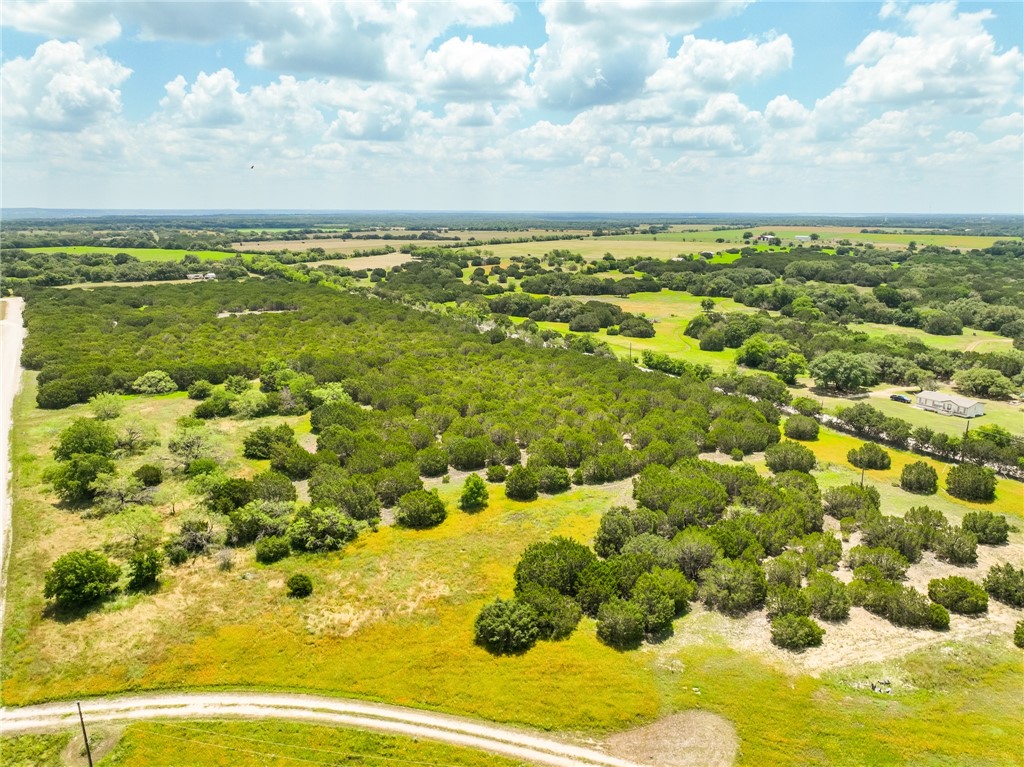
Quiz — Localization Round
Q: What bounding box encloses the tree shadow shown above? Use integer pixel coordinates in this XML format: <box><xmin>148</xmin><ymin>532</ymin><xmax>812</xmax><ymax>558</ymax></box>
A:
<box><xmin>42</xmin><ymin>596</ymin><xmax>114</xmax><ymax>624</ymax></box>
<box><xmin>645</xmin><ymin>624</ymin><xmax>676</xmax><ymax>644</ymax></box>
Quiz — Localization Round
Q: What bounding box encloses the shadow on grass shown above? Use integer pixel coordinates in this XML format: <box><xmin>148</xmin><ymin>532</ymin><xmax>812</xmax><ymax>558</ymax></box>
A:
<box><xmin>42</xmin><ymin>595</ymin><xmax>116</xmax><ymax>624</ymax></box>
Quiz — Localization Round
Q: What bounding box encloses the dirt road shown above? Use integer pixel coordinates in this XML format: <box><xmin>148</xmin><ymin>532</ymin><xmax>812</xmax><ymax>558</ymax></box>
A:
<box><xmin>0</xmin><ymin>692</ymin><xmax>648</xmax><ymax>767</ymax></box>
<box><xmin>0</xmin><ymin>297</ymin><xmax>25</xmax><ymax>646</ymax></box>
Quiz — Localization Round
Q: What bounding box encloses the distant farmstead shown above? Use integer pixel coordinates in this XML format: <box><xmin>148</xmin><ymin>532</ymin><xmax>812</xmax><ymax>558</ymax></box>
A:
<box><xmin>915</xmin><ymin>390</ymin><xmax>985</xmax><ymax>418</ymax></box>
<box><xmin>187</xmin><ymin>273</ymin><xmax>217</xmax><ymax>281</ymax></box>
<box><xmin>755</xmin><ymin>234</ymin><xmax>774</xmax><ymax>243</ymax></box>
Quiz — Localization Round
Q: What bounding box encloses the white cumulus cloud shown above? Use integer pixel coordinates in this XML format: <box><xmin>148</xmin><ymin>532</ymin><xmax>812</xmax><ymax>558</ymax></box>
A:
<box><xmin>1</xmin><ymin>40</ymin><xmax>131</xmax><ymax>131</ymax></box>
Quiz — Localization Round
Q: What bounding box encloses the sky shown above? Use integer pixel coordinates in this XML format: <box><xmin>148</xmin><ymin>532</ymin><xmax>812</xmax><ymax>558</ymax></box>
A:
<box><xmin>1</xmin><ymin>0</ymin><xmax>1022</xmax><ymax>214</ymax></box>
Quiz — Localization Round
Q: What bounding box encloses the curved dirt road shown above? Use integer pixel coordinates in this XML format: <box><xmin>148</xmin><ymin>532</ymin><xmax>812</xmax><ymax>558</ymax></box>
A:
<box><xmin>1</xmin><ymin>692</ymin><xmax>647</xmax><ymax>767</ymax></box>
<box><xmin>0</xmin><ymin>297</ymin><xmax>25</xmax><ymax>645</ymax></box>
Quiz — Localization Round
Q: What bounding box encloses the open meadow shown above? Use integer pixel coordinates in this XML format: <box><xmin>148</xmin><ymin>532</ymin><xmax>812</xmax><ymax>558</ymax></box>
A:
<box><xmin>22</xmin><ymin>246</ymin><xmax>235</xmax><ymax>262</ymax></box>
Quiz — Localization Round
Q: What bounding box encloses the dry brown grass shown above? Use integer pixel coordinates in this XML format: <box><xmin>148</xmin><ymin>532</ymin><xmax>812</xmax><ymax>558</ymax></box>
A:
<box><xmin>603</xmin><ymin>711</ymin><xmax>738</xmax><ymax>767</ymax></box>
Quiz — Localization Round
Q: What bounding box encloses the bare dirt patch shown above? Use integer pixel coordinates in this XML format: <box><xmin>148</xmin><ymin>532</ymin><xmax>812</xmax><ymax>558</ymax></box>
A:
<box><xmin>602</xmin><ymin>711</ymin><xmax>737</xmax><ymax>767</ymax></box>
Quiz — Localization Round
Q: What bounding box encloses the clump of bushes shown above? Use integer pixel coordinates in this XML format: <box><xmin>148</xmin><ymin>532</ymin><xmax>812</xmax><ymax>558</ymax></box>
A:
<box><xmin>486</xmin><ymin>464</ymin><xmax>507</xmax><ymax>483</ymax></box>
<box><xmin>984</xmin><ymin>563</ymin><xmax>1024</xmax><ymax>607</ymax></box>
<box><xmin>784</xmin><ymin>415</ymin><xmax>819</xmax><ymax>441</ymax></box>
<box><xmin>458</xmin><ymin>474</ymin><xmax>489</xmax><ymax>512</ymax></box>
<box><xmin>43</xmin><ymin>550</ymin><xmax>121</xmax><ymax>608</ymax></box>
<box><xmin>900</xmin><ymin>461</ymin><xmax>938</xmax><ymax>494</ymax></box>
<box><xmin>946</xmin><ymin>464</ymin><xmax>997</xmax><ymax>502</ymax></box>
<box><xmin>255</xmin><ymin>535</ymin><xmax>291</xmax><ymax>564</ymax></box>
<box><xmin>961</xmin><ymin>511</ymin><xmax>1009</xmax><ymax>545</ymax></box>
<box><xmin>847</xmin><ymin>442</ymin><xmax>890</xmax><ymax>470</ymax></box>
<box><xmin>805</xmin><ymin>571</ymin><xmax>850</xmax><ymax>621</ymax></box>
<box><xmin>133</xmin><ymin>464</ymin><xmax>163</xmax><ymax>487</ymax></box>
<box><xmin>596</xmin><ymin>599</ymin><xmax>646</xmax><ymax>648</ymax></box>
<box><xmin>505</xmin><ymin>465</ymin><xmax>539</xmax><ymax>501</ymax></box>
<box><xmin>126</xmin><ymin>549</ymin><xmax>163</xmax><ymax>591</ymax></box>
<box><xmin>395</xmin><ymin>490</ymin><xmax>447</xmax><ymax>529</ymax></box>
<box><xmin>770</xmin><ymin>614</ymin><xmax>824</xmax><ymax>650</ymax></box>
<box><xmin>286</xmin><ymin>573</ymin><xmax>313</xmax><ymax>597</ymax></box>
<box><xmin>474</xmin><ymin>598</ymin><xmax>539</xmax><ymax>654</ymax></box>
<box><xmin>764</xmin><ymin>441</ymin><xmax>816</xmax><ymax>474</ymax></box>
<box><xmin>1015</xmin><ymin>621</ymin><xmax>1024</xmax><ymax>649</ymax></box>
<box><xmin>935</xmin><ymin>527</ymin><xmax>978</xmax><ymax>565</ymax></box>
<box><xmin>928</xmin><ymin>576</ymin><xmax>988</xmax><ymax>614</ymax></box>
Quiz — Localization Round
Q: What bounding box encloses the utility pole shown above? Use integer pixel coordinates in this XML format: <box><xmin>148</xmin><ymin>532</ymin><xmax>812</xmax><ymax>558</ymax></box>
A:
<box><xmin>77</xmin><ymin>702</ymin><xmax>94</xmax><ymax>767</ymax></box>
<box><xmin>860</xmin><ymin>466</ymin><xmax>865</xmax><ymax>488</ymax></box>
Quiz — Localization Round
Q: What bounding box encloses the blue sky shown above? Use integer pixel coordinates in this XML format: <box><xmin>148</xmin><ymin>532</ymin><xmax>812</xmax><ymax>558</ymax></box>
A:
<box><xmin>1</xmin><ymin>1</ymin><xmax>1021</xmax><ymax>213</ymax></box>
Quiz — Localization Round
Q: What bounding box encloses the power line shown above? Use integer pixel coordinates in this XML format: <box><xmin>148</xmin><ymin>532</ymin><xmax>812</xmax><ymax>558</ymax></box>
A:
<box><xmin>131</xmin><ymin>721</ymin><xmax>527</xmax><ymax>767</ymax></box>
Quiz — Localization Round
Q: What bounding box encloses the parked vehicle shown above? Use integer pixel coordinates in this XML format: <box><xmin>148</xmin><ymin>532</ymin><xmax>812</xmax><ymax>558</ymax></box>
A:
<box><xmin>890</xmin><ymin>394</ymin><xmax>912</xmax><ymax>404</ymax></box>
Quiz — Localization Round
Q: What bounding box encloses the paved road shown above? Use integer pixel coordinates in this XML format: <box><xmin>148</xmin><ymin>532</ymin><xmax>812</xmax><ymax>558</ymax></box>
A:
<box><xmin>0</xmin><ymin>692</ymin><xmax>646</xmax><ymax>767</ymax></box>
<box><xmin>0</xmin><ymin>297</ymin><xmax>25</xmax><ymax>647</ymax></box>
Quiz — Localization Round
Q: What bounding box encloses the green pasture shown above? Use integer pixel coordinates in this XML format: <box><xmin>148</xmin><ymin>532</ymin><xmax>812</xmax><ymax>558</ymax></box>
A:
<box><xmin>854</xmin><ymin>322</ymin><xmax>1014</xmax><ymax>353</ymax></box>
<box><xmin>23</xmin><ymin>246</ymin><xmax>235</xmax><ymax>262</ymax></box>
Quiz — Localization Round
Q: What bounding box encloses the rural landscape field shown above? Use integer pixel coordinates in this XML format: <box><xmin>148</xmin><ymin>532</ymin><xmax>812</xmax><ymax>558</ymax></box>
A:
<box><xmin>2</xmin><ymin>1</ymin><xmax>1023</xmax><ymax>766</ymax></box>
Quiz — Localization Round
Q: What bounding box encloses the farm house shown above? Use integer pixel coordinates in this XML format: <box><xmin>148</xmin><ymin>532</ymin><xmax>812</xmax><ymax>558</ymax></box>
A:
<box><xmin>915</xmin><ymin>391</ymin><xmax>985</xmax><ymax>418</ymax></box>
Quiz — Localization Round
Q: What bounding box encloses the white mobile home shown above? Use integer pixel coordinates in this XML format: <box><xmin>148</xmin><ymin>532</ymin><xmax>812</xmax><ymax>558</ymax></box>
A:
<box><xmin>915</xmin><ymin>391</ymin><xmax>985</xmax><ymax>418</ymax></box>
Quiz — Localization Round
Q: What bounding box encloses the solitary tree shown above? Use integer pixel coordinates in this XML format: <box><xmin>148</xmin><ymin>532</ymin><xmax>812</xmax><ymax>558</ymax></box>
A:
<box><xmin>44</xmin><ymin>550</ymin><xmax>121</xmax><ymax>607</ymax></box>
<box><xmin>458</xmin><ymin>474</ymin><xmax>489</xmax><ymax>512</ymax></box>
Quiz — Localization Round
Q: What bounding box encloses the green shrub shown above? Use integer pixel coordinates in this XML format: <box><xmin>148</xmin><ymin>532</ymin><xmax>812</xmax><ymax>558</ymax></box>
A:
<box><xmin>187</xmin><ymin>379</ymin><xmax>213</xmax><ymax>400</ymax></box>
<box><xmin>961</xmin><ymin>511</ymin><xmax>1009</xmax><ymax>545</ymax></box>
<box><xmin>88</xmin><ymin>392</ymin><xmax>123</xmax><ymax>420</ymax></box>
<box><xmin>861</xmin><ymin>517</ymin><xmax>924</xmax><ymax>563</ymax></box>
<box><xmin>946</xmin><ymin>463</ymin><xmax>997</xmax><ymax>502</ymax></box>
<box><xmin>474</xmin><ymin>598</ymin><xmax>539</xmax><ymax>654</ymax></box>
<box><xmin>805</xmin><ymin>571</ymin><xmax>851</xmax><ymax>621</ymax></box>
<box><xmin>458</xmin><ymin>474</ymin><xmax>489</xmax><ymax>512</ymax></box>
<box><xmin>243</xmin><ymin>424</ymin><xmax>295</xmax><ymax>459</ymax></box>
<box><xmin>766</xmin><ymin>585</ymin><xmax>811</xmax><ymax>619</ymax></box>
<box><xmin>416</xmin><ymin>446</ymin><xmax>449</xmax><ymax>478</ymax></box>
<box><xmin>126</xmin><ymin>549</ymin><xmax>163</xmax><ymax>591</ymax></box>
<box><xmin>132</xmin><ymin>464</ymin><xmax>163</xmax><ymax>487</ymax></box>
<box><xmin>847</xmin><ymin>442</ymin><xmax>891</xmax><ymax>470</ymax></box>
<box><xmin>43</xmin><ymin>550</ymin><xmax>120</xmax><ymax>607</ymax></box>
<box><xmin>1015</xmin><ymin>621</ymin><xmax>1024</xmax><ymax>649</ymax></box>
<box><xmin>764</xmin><ymin>441</ymin><xmax>816</xmax><ymax>474</ymax></box>
<box><xmin>846</xmin><ymin>545</ymin><xmax>909</xmax><ymax>580</ymax></box>
<box><xmin>537</xmin><ymin>465</ymin><xmax>572</xmax><ymax>494</ymax></box>
<box><xmin>928</xmin><ymin>576</ymin><xmax>988</xmax><ymax>614</ymax></box>
<box><xmin>698</xmin><ymin>559</ymin><xmax>767</xmax><ymax>615</ymax></box>
<box><xmin>936</xmin><ymin>528</ymin><xmax>979</xmax><ymax>565</ymax></box>
<box><xmin>185</xmin><ymin>457</ymin><xmax>219</xmax><ymax>477</ymax></box>
<box><xmin>514</xmin><ymin>536</ymin><xmax>597</xmax><ymax>597</ymax></box>
<box><xmin>784</xmin><ymin>415</ymin><xmax>819</xmax><ymax>441</ymax></box>
<box><xmin>395</xmin><ymin>489</ymin><xmax>448</xmax><ymax>529</ymax></box>
<box><xmin>629</xmin><ymin>572</ymin><xmax>676</xmax><ymax>633</ymax></box>
<box><xmin>903</xmin><ymin>506</ymin><xmax>949</xmax><ymax>549</ymax></box>
<box><xmin>983</xmin><ymin>563</ymin><xmax>1024</xmax><ymax>607</ymax></box>
<box><xmin>791</xmin><ymin>397</ymin><xmax>822</xmax><ymax>417</ymax></box>
<box><xmin>515</xmin><ymin>584</ymin><xmax>581</xmax><ymax>640</ymax></box>
<box><xmin>255</xmin><ymin>535</ymin><xmax>291</xmax><ymax>564</ymax></box>
<box><xmin>770</xmin><ymin>614</ymin><xmax>824</xmax><ymax>649</ymax></box>
<box><xmin>44</xmin><ymin>453</ymin><xmax>115</xmax><ymax>504</ymax></box>
<box><xmin>823</xmin><ymin>484</ymin><xmax>880</xmax><ymax>521</ymax></box>
<box><xmin>288</xmin><ymin>505</ymin><xmax>357</xmax><ymax>552</ymax></box>
<box><xmin>900</xmin><ymin>461</ymin><xmax>938</xmax><ymax>494</ymax></box>
<box><xmin>53</xmin><ymin>418</ymin><xmax>116</xmax><ymax>461</ymax></box>
<box><xmin>485</xmin><ymin>464</ymin><xmax>507</xmax><ymax>483</ymax></box>
<box><xmin>505</xmin><ymin>465</ymin><xmax>539</xmax><ymax>501</ymax></box>
<box><xmin>132</xmin><ymin>369</ymin><xmax>177</xmax><ymax>394</ymax></box>
<box><xmin>596</xmin><ymin>598</ymin><xmax>646</xmax><ymax>648</ymax></box>
<box><xmin>286</xmin><ymin>573</ymin><xmax>313</xmax><ymax>597</ymax></box>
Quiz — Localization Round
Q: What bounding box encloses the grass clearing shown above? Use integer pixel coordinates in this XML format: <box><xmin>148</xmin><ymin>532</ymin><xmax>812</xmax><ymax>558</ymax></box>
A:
<box><xmin>23</xmin><ymin>247</ymin><xmax>235</xmax><ymax>262</ymax></box>
<box><xmin>0</xmin><ymin>731</ymin><xmax>70</xmax><ymax>767</ymax></box>
<box><xmin>94</xmin><ymin>720</ymin><xmax>526</xmax><ymax>767</ymax></box>
<box><xmin>854</xmin><ymin>322</ymin><xmax>1014</xmax><ymax>353</ymax></box>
